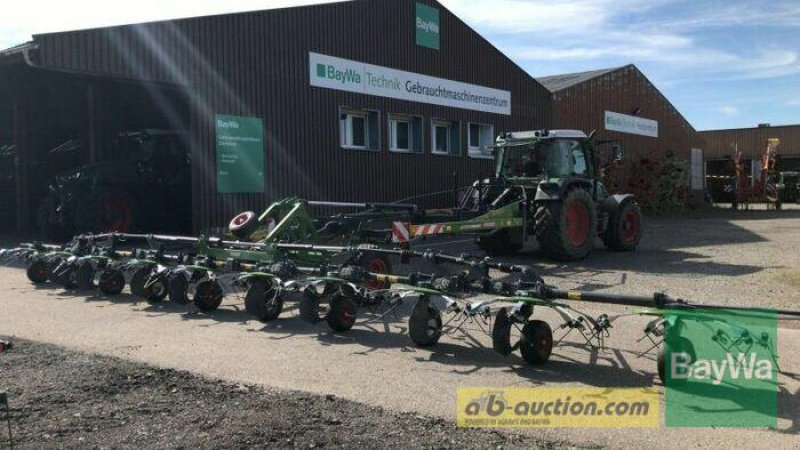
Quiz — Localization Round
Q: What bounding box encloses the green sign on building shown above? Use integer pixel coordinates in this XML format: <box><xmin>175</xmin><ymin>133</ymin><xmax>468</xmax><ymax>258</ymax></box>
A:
<box><xmin>216</xmin><ymin>114</ymin><xmax>265</xmax><ymax>194</ymax></box>
<box><xmin>415</xmin><ymin>2</ymin><xmax>440</xmax><ymax>50</ymax></box>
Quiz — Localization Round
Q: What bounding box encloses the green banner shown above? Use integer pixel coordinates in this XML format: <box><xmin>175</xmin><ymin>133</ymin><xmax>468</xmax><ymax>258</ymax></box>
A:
<box><xmin>216</xmin><ymin>114</ymin><xmax>265</xmax><ymax>194</ymax></box>
<box><xmin>415</xmin><ymin>2</ymin><xmax>440</xmax><ymax>50</ymax></box>
<box><xmin>663</xmin><ymin>308</ymin><xmax>778</xmax><ymax>427</ymax></box>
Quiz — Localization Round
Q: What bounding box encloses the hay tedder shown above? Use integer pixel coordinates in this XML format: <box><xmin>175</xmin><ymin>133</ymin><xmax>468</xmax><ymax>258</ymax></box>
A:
<box><xmin>731</xmin><ymin>138</ymin><xmax>783</xmax><ymax>210</ymax></box>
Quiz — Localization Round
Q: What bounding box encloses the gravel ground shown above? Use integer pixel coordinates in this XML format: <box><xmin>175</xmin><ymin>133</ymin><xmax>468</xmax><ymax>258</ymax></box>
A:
<box><xmin>0</xmin><ymin>339</ymin><xmax>565</xmax><ymax>449</ymax></box>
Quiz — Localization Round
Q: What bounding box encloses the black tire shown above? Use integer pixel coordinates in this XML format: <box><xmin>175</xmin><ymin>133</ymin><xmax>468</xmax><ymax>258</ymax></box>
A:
<box><xmin>537</xmin><ymin>188</ymin><xmax>597</xmax><ymax>261</ymax></box>
<box><xmin>245</xmin><ymin>280</ymin><xmax>284</xmax><ymax>322</ymax></box>
<box><xmin>74</xmin><ymin>188</ymin><xmax>137</xmax><ymax>234</ymax></box>
<box><xmin>657</xmin><ymin>336</ymin><xmax>696</xmax><ymax>384</ymax></box>
<box><xmin>54</xmin><ymin>261</ymin><xmax>79</xmax><ymax>289</ymax></box>
<box><xmin>98</xmin><ymin>269</ymin><xmax>125</xmax><ymax>296</ymax></box>
<box><xmin>26</xmin><ymin>259</ymin><xmax>50</xmax><ymax>284</ymax></box>
<box><xmin>299</xmin><ymin>285</ymin><xmax>330</xmax><ymax>324</ymax></box>
<box><xmin>37</xmin><ymin>194</ymin><xmax>75</xmax><ymax>242</ymax></box>
<box><xmin>229</xmin><ymin>211</ymin><xmax>259</xmax><ymax>240</ymax></box>
<box><xmin>519</xmin><ymin>320</ymin><xmax>553</xmax><ymax>365</ymax></box>
<box><xmin>47</xmin><ymin>257</ymin><xmax>66</xmax><ymax>282</ymax></box>
<box><xmin>194</xmin><ymin>280</ymin><xmax>224</xmax><ymax>312</ymax></box>
<box><xmin>168</xmin><ymin>273</ymin><xmax>190</xmax><ymax>305</ymax></box>
<box><xmin>409</xmin><ymin>301</ymin><xmax>442</xmax><ymax>347</ymax></box>
<box><xmin>129</xmin><ymin>267</ymin><xmax>152</xmax><ymax>298</ymax></box>
<box><xmin>326</xmin><ymin>295</ymin><xmax>357</xmax><ymax>332</ymax></box>
<box><xmin>144</xmin><ymin>276</ymin><xmax>169</xmax><ymax>303</ymax></box>
<box><xmin>476</xmin><ymin>228</ymin><xmax>524</xmax><ymax>256</ymax></box>
<box><xmin>601</xmin><ymin>200</ymin><xmax>642</xmax><ymax>251</ymax></box>
<box><xmin>74</xmin><ymin>261</ymin><xmax>97</xmax><ymax>290</ymax></box>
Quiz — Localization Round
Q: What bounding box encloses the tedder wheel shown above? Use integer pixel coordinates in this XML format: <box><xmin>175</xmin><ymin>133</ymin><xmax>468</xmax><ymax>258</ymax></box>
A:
<box><xmin>245</xmin><ymin>280</ymin><xmax>284</xmax><ymax>322</ymax></box>
<box><xmin>54</xmin><ymin>262</ymin><xmax>79</xmax><ymax>290</ymax></box>
<box><xmin>98</xmin><ymin>269</ymin><xmax>125</xmax><ymax>296</ymax></box>
<box><xmin>326</xmin><ymin>295</ymin><xmax>357</xmax><ymax>332</ymax></box>
<box><xmin>601</xmin><ymin>200</ymin><xmax>642</xmax><ymax>251</ymax></box>
<box><xmin>26</xmin><ymin>259</ymin><xmax>50</xmax><ymax>284</ymax></box>
<box><xmin>364</xmin><ymin>255</ymin><xmax>392</xmax><ymax>290</ymax></box>
<box><xmin>129</xmin><ymin>267</ymin><xmax>151</xmax><ymax>298</ymax></box>
<box><xmin>74</xmin><ymin>261</ymin><xmax>97</xmax><ymax>290</ymax></box>
<box><xmin>168</xmin><ymin>273</ymin><xmax>190</xmax><ymax>305</ymax></box>
<box><xmin>300</xmin><ymin>284</ymin><xmax>333</xmax><ymax>324</ymax></box>
<box><xmin>143</xmin><ymin>276</ymin><xmax>169</xmax><ymax>303</ymax></box>
<box><xmin>537</xmin><ymin>188</ymin><xmax>597</xmax><ymax>261</ymax></box>
<box><xmin>519</xmin><ymin>320</ymin><xmax>553</xmax><ymax>365</ymax></box>
<box><xmin>408</xmin><ymin>299</ymin><xmax>443</xmax><ymax>347</ymax></box>
<box><xmin>194</xmin><ymin>280</ymin><xmax>224</xmax><ymax>312</ymax></box>
<box><xmin>657</xmin><ymin>336</ymin><xmax>696</xmax><ymax>384</ymax></box>
<box><xmin>229</xmin><ymin>211</ymin><xmax>259</xmax><ymax>240</ymax></box>
<box><xmin>47</xmin><ymin>257</ymin><xmax>66</xmax><ymax>283</ymax></box>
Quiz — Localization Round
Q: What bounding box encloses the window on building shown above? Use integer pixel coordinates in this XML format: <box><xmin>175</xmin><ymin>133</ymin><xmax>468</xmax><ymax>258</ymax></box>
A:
<box><xmin>389</xmin><ymin>114</ymin><xmax>423</xmax><ymax>153</ymax></box>
<box><xmin>468</xmin><ymin>123</ymin><xmax>495</xmax><ymax>159</ymax></box>
<box><xmin>431</xmin><ymin>119</ymin><xmax>460</xmax><ymax>156</ymax></box>
<box><xmin>340</xmin><ymin>108</ymin><xmax>380</xmax><ymax>151</ymax></box>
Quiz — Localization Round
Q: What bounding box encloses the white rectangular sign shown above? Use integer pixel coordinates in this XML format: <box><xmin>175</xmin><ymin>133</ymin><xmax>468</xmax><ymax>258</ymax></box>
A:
<box><xmin>605</xmin><ymin>111</ymin><xmax>658</xmax><ymax>138</ymax></box>
<box><xmin>310</xmin><ymin>52</ymin><xmax>511</xmax><ymax>115</ymax></box>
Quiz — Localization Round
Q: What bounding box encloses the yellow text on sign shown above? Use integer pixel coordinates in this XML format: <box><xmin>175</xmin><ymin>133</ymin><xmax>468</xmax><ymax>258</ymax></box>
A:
<box><xmin>457</xmin><ymin>387</ymin><xmax>659</xmax><ymax>428</ymax></box>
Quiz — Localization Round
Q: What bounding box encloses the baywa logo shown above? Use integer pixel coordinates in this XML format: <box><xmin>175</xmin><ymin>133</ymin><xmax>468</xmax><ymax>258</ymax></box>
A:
<box><xmin>416</xmin><ymin>17</ymin><xmax>439</xmax><ymax>34</ymax></box>
<box><xmin>670</xmin><ymin>351</ymin><xmax>774</xmax><ymax>386</ymax></box>
<box><xmin>316</xmin><ymin>63</ymin><xmax>362</xmax><ymax>85</ymax></box>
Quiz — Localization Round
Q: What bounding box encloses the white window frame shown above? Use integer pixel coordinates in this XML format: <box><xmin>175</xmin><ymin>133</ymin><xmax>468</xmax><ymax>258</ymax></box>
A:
<box><xmin>389</xmin><ymin>114</ymin><xmax>421</xmax><ymax>153</ymax></box>
<box><xmin>468</xmin><ymin>122</ymin><xmax>494</xmax><ymax>159</ymax></box>
<box><xmin>431</xmin><ymin>119</ymin><xmax>453</xmax><ymax>156</ymax></box>
<box><xmin>340</xmin><ymin>110</ymin><xmax>368</xmax><ymax>150</ymax></box>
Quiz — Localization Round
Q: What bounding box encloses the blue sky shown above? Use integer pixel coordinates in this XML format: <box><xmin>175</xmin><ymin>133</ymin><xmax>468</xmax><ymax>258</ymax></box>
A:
<box><xmin>2</xmin><ymin>0</ymin><xmax>798</xmax><ymax>130</ymax></box>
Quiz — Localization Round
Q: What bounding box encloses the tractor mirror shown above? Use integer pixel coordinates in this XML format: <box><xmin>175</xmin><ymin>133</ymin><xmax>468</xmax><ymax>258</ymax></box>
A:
<box><xmin>613</xmin><ymin>144</ymin><xmax>623</xmax><ymax>161</ymax></box>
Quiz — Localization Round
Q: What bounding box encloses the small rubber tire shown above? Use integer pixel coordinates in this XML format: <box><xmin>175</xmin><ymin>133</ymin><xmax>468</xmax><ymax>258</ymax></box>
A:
<box><xmin>26</xmin><ymin>259</ymin><xmax>50</xmax><ymax>284</ymax></box>
<box><xmin>129</xmin><ymin>267</ymin><xmax>151</xmax><ymax>298</ymax></box>
<box><xmin>519</xmin><ymin>320</ymin><xmax>553</xmax><ymax>365</ymax></box>
<box><xmin>98</xmin><ymin>269</ymin><xmax>125</xmax><ymax>296</ymax></box>
<box><xmin>409</xmin><ymin>302</ymin><xmax>443</xmax><ymax>347</ymax></box>
<box><xmin>245</xmin><ymin>281</ymin><xmax>284</xmax><ymax>322</ymax></box>
<box><xmin>144</xmin><ymin>276</ymin><xmax>169</xmax><ymax>303</ymax></box>
<box><xmin>47</xmin><ymin>257</ymin><xmax>66</xmax><ymax>283</ymax></box>
<box><xmin>168</xmin><ymin>273</ymin><xmax>190</xmax><ymax>305</ymax></box>
<box><xmin>229</xmin><ymin>211</ymin><xmax>259</xmax><ymax>240</ymax></box>
<box><xmin>326</xmin><ymin>295</ymin><xmax>357</xmax><ymax>332</ymax></box>
<box><xmin>194</xmin><ymin>280</ymin><xmax>224</xmax><ymax>312</ymax></box>
<box><xmin>74</xmin><ymin>261</ymin><xmax>97</xmax><ymax>290</ymax></box>
<box><xmin>657</xmin><ymin>336</ymin><xmax>696</xmax><ymax>384</ymax></box>
<box><xmin>299</xmin><ymin>285</ymin><xmax>330</xmax><ymax>324</ymax></box>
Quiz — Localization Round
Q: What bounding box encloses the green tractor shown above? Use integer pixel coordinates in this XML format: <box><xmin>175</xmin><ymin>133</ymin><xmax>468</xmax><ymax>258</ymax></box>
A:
<box><xmin>393</xmin><ymin>129</ymin><xmax>642</xmax><ymax>261</ymax></box>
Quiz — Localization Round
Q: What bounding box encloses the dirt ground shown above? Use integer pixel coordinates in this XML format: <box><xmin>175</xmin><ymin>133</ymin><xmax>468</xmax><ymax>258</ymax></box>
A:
<box><xmin>0</xmin><ymin>340</ymin><xmax>553</xmax><ymax>449</ymax></box>
<box><xmin>1</xmin><ymin>207</ymin><xmax>800</xmax><ymax>448</ymax></box>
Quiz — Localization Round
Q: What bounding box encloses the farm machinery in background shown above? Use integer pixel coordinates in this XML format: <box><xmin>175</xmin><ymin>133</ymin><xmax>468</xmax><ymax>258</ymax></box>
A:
<box><xmin>229</xmin><ymin>130</ymin><xmax>643</xmax><ymax>262</ymax></box>
<box><xmin>730</xmin><ymin>138</ymin><xmax>784</xmax><ymax>210</ymax></box>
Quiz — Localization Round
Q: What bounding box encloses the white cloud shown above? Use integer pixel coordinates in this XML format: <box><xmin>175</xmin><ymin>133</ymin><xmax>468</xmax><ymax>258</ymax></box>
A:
<box><xmin>719</xmin><ymin>106</ymin><xmax>740</xmax><ymax>116</ymax></box>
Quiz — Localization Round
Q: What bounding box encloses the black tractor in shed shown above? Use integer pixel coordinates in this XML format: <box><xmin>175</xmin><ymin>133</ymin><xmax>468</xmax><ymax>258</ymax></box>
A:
<box><xmin>38</xmin><ymin>129</ymin><xmax>191</xmax><ymax>240</ymax></box>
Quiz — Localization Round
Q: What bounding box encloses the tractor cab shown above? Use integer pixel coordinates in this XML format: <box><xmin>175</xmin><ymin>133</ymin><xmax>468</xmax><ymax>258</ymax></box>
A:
<box><xmin>494</xmin><ymin>130</ymin><xmax>592</xmax><ymax>185</ymax></box>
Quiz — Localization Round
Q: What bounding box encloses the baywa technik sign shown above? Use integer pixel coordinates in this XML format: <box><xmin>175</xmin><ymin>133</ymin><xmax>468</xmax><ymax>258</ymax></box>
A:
<box><xmin>216</xmin><ymin>114</ymin><xmax>265</xmax><ymax>194</ymax></box>
<box><xmin>605</xmin><ymin>111</ymin><xmax>658</xmax><ymax>138</ymax></box>
<box><xmin>415</xmin><ymin>2</ymin><xmax>440</xmax><ymax>50</ymax></box>
<box><xmin>310</xmin><ymin>52</ymin><xmax>511</xmax><ymax>115</ymax></box>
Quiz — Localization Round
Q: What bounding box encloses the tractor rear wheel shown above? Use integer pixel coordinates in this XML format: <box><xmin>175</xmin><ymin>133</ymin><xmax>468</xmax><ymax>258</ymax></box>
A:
<box><xmin>537</xmin><ymin>188</ymin><xmax>597</xmax><ymax>261</ymax></box>
<box><xmin>601</xmin><ymin>200</ymin><xmax>642</xmax><ymax>251</ymax></box>
<box><xmin>75</xmin><ymin>188</ymin><xmax>137</xmax><ymax>234</ymax></box>
<box><xmin>26</xmin><ymin>259</ymin><xmax>50</xmax><ymax>284</ymax></box>
<box><xmin>519</xmin><ymin>320</ymin><xmax>553</xmax><ymax>365</ymax></box>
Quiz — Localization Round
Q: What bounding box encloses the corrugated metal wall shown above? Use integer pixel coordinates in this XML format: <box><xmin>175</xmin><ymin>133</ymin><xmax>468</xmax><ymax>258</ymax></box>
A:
<box><xmin>700</xmin><ymin>125</ymin><xmax>800</xmax><ymax>160</ymax></box>
<box><xmin>551</xmin><ymin>65</ymin><xmax>702</xmax><ymax>162</ymax></box>
<box><xmin>31</xmin><ymin>0</ymin><xmax>552</xmax><ymax>232</ymax></box>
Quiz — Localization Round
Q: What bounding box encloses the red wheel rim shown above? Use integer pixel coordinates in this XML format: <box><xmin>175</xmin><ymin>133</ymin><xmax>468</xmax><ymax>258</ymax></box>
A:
<box><xmin>622</xmin><ymin>210</ymin><xmax>640</xmax><ymax>244</ymax></box>
<box><xmin>338</xmin><ymin>301</ymin><xmax>356</xmax><ymax>324</ymax></box>
<box><xmin>365</xmin><ymin>257</ymin><xmax>389</xmax><ymax>290</ymax></box>
<box><xmin>98</xmin><ymin>196</ymin><xmax>133</xmax><ymax>232</ymax></box>
<box><xmin>565</xmin><ymin>202</ymin><xmax>590</xmax><ymax>246</ymax></box>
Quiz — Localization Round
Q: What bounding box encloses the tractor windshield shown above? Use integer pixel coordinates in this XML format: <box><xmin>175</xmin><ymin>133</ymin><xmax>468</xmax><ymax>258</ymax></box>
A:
<box><xmin>499</xmin><ymin>139</ymin><xmax>585</xmax><ymax>178</ymax></box>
